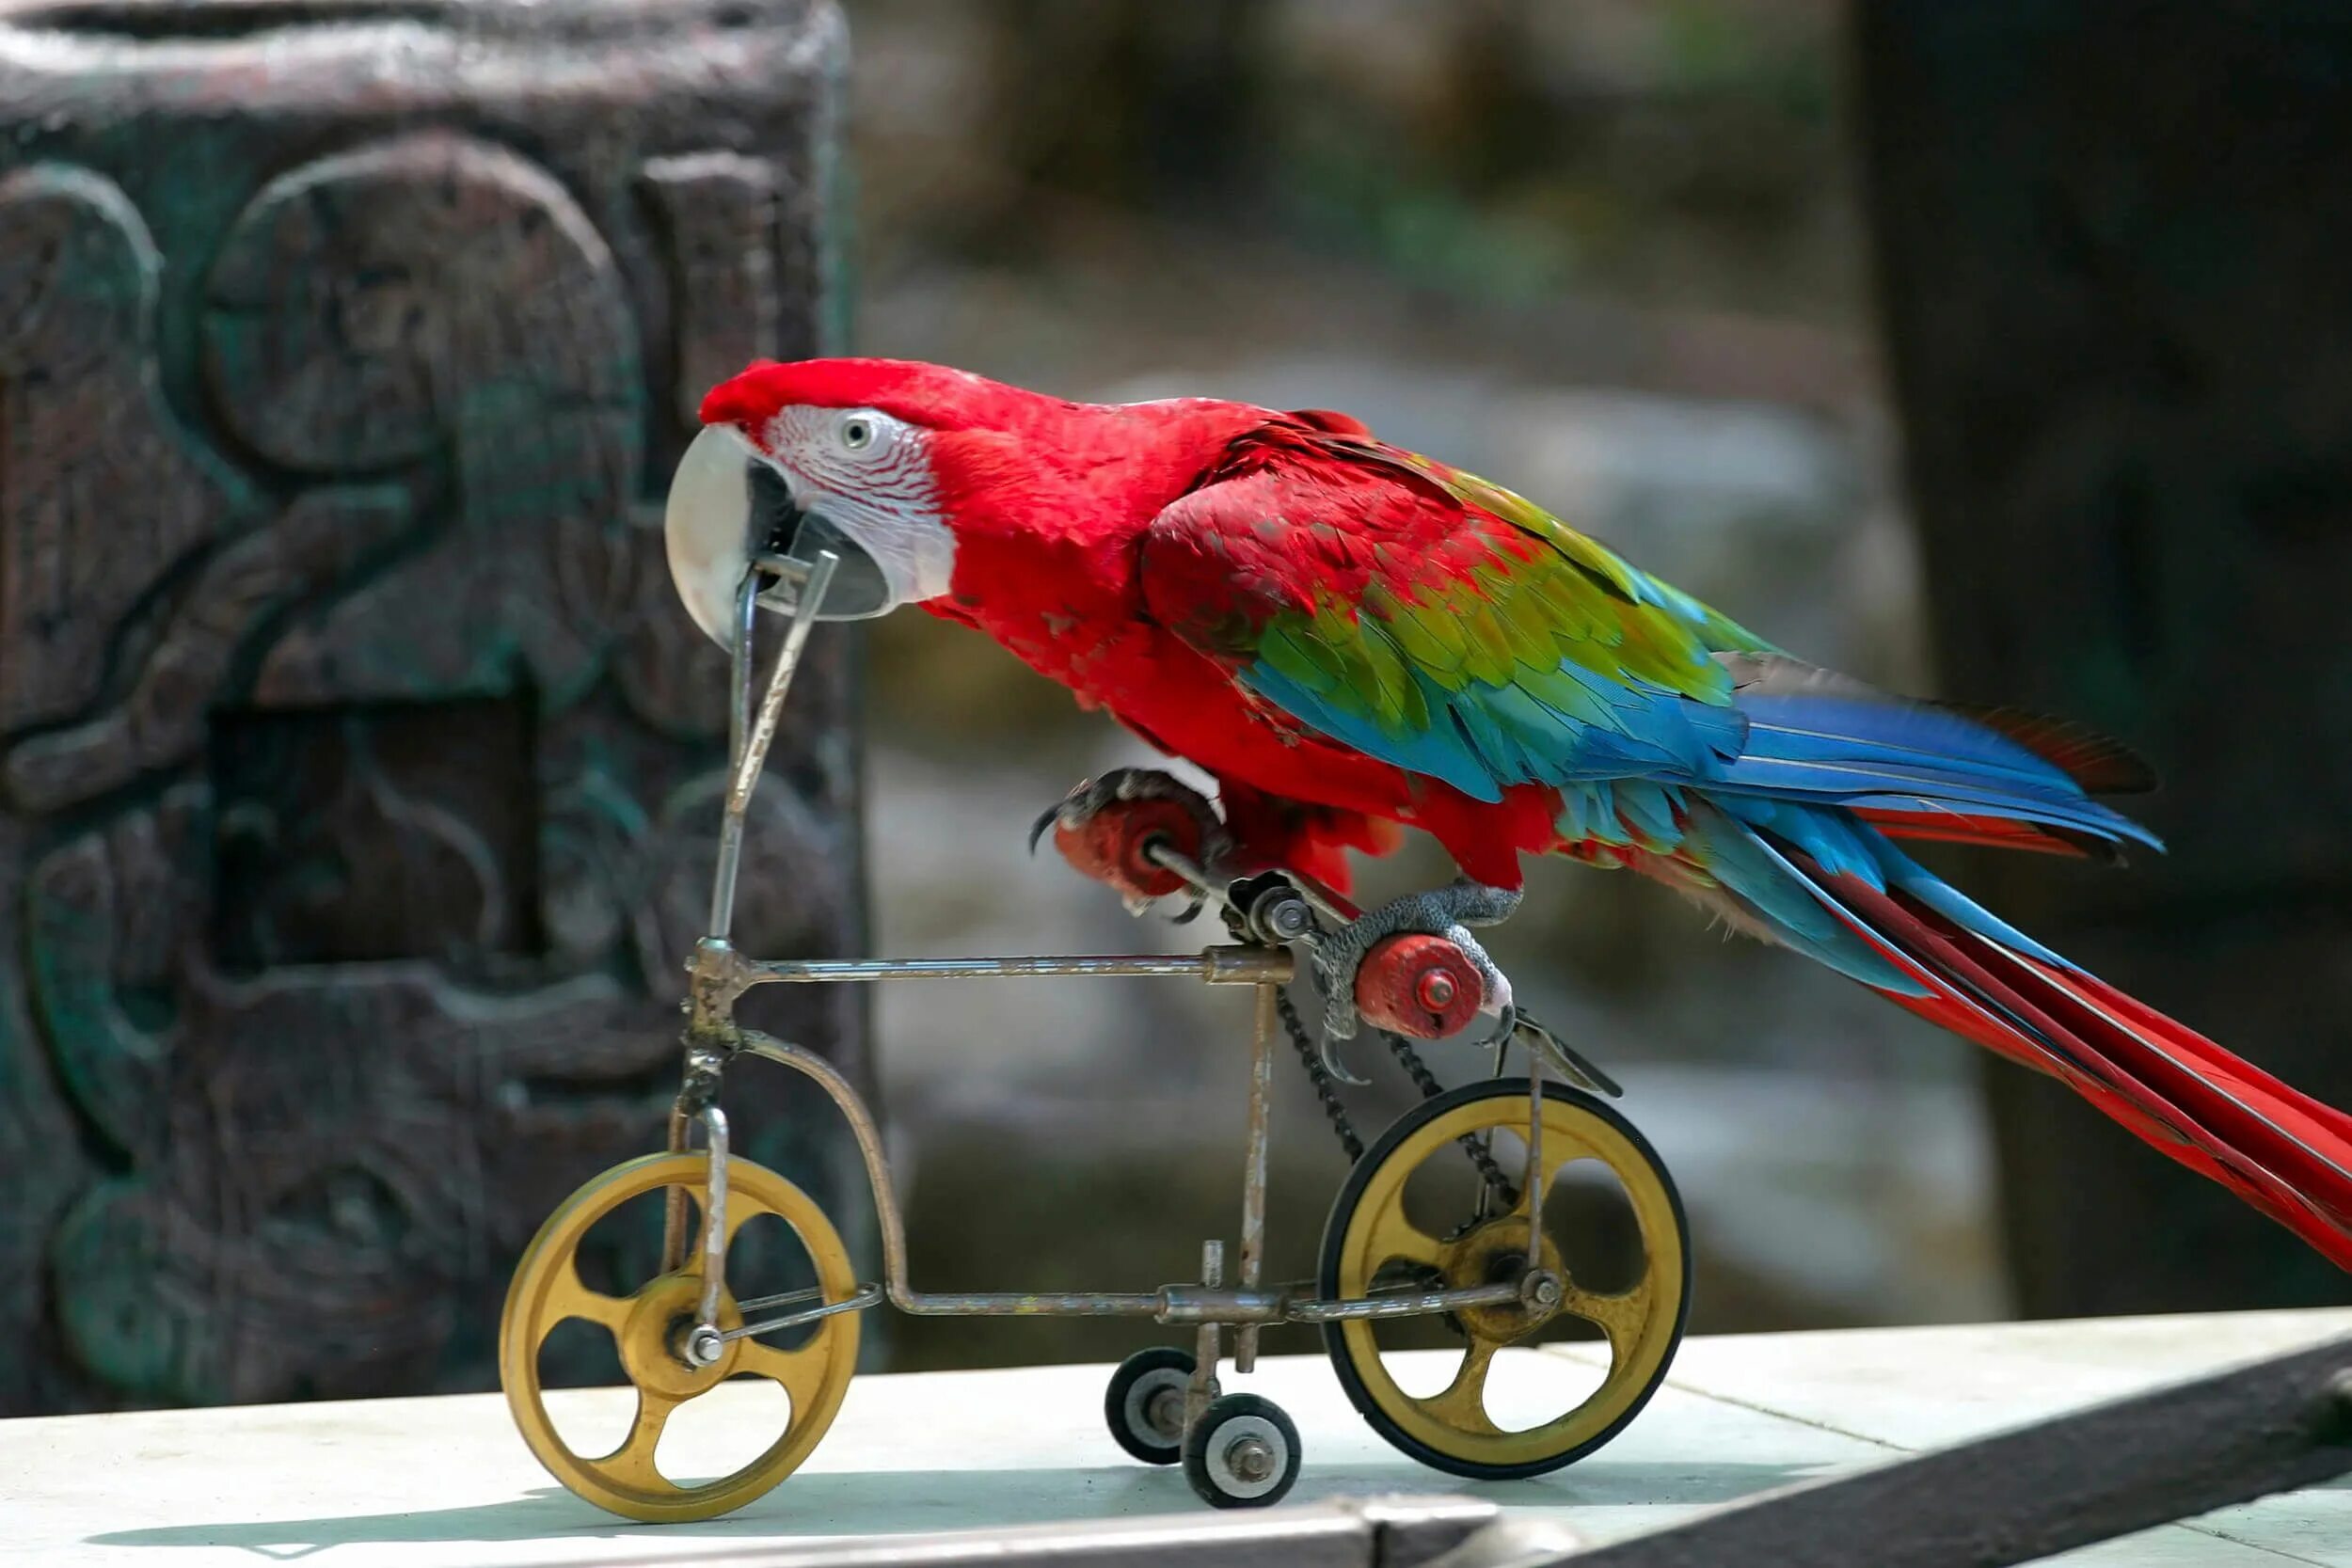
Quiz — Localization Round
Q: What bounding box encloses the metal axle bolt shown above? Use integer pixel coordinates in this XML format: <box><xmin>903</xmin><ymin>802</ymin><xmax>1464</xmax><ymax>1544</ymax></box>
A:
<box><xmin>1226</xmin><ymin>1434</ymin><xmax>1276</xmax><ymax>1483</ymax></box>
<box><xmin>1261</xmin><ymin>894</ymin><xmax>1313</xmax><ymax>942</ymax></box>
<box><xmin>1527</xmin><ymin>1272</ymin><xmax>1563</xmax><ymax>1308</ymax></box>
<box><xmin>684</xmin><ymin>1324</ymin><xmax>725</xmax><ymax>1368</ymax></box>
<box><xmin>1417</xmin><ymin>969</ymin><xmax>1458</xmax><ymax>1009</ymax></box>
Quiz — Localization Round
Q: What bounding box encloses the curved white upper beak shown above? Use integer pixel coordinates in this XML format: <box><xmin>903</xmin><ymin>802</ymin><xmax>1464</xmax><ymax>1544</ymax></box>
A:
<box><xmin>663</xmin><ymin>421</ymin><xmax>913</xmax><ymax>644</ymax></box>
<box><xmin>663</xmin><ymin>424</ymin><xmax>761</xmax><ymax>648</ymax></box>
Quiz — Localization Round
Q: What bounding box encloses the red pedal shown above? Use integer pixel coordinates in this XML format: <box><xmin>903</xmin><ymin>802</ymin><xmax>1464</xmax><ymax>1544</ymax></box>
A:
<box><xmin>1051</xmin><ymin>797</ymin><xmax>1203</xmax><ymax>901</ymax></box>
<box><xmin>1357</xmin><ymin>933</ymin><xmax>1481</xmax><ymax>1039</ymax></box>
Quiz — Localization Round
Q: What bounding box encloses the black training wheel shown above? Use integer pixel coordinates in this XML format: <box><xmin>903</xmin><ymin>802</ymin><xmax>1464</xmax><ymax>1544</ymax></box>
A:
<box><xmin>1183</xmin><ymin>1391</ymin><xmax>1301</xmax><ymax>1509</ymax></box>
<box><xmin>1104</xmin><ymin>1346</ymin><xmax>1198</xmax><ymax>1465</ymax></box>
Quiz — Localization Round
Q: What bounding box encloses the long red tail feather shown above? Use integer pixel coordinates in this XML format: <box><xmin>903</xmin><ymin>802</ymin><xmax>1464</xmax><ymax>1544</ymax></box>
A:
<box><xmin>1852</xmin><ymin>806</ymin><xmax>2096</xmax><ymax>859</ymax></box>
<box><xmin>1806</xmin><ymin>862</ymin><xmax>2352</xmax><ymax>1269</ymax></box>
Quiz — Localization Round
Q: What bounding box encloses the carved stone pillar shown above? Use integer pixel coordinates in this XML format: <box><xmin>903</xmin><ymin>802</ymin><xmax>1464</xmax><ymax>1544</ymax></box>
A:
<box><xmin>0</xmin><ymin>0</ymin><xmax>867</xmax><ymax>1414</ymax></box>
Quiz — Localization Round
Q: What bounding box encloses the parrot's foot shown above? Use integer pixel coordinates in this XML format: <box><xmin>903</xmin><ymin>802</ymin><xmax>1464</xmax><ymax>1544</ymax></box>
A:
<box><xmin>1029</xmin><ymin>767</ymin><xmax>1232</xmax><ymax>916</ymax></box>
<box><xmin>1313</xmin><ymin>879</ymin><xmax>1521</xmax><ymax>1043</ymax></box>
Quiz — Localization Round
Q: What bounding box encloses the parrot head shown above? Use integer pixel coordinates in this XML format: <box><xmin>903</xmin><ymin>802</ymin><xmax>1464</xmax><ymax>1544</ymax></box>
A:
<box><xmin>663</xmin><ymin>356</ymin><xmax>1046</xmax><ymax>643</ymax></box>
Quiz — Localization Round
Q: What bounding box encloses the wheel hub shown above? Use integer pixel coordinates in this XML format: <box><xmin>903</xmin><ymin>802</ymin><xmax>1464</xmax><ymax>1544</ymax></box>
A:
<box><xmin>618</xmin><ymin>1273</ymin><xmax>739</xmax><ymax>1399</ymax></box>
<box><xmin>1440</xmin><ymin>1215</ymin><xmax>1566</xmax><ymax>1340</ymax></box>
<box><xmin>1202</xmin><ymin>1411</ymin><xmax>1290</xmax><ymax>1500</ymax></box>
<box><xmin>1224</xmin><ymin>1435</ymin><xmax>1275</xmax><ymax>1483</ymax></box>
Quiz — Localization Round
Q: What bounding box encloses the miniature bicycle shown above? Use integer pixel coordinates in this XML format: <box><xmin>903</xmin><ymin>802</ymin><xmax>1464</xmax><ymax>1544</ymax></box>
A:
<box><xmin>499</xmin><ymin>544</ymin><xmax>1692</xmax><ymax>1517</ymax></box>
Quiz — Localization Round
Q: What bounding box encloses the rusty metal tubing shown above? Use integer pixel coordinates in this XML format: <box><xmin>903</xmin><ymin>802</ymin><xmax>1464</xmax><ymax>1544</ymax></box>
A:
<box><xmin>710</xmin><ymin>550</ymin><xmax>836</xmax><ymax>942</ymax></box>
<box><xmin>1234</xmin><ymin>981</ymin><xmax>1278</xmax><ymax>1371</ymax></box>
<box><xmin>1523</xmin><ymin>1041</ymin><xmax>1546</xmax><ymax>1278</ymax></box>
<box><xmin>900</xmin><ymin>1291</ymin><xmax>1169</xmax><ymax>1317</ymax></box>
<box><xmin>694</xmin><ymin>1105</ymin><xmax>731</xmax><ymax>1334</ymax></box>
<box><xmin>706</xmin><ymin>571</ymin><xmax>758</xmax><ymax>941</ymax></box>
<box><xmin>739</xmin><ymin>948</ymin><xmax>1294</xmax><ymax>986</ymax></box>
<box><xmin>735</xmin><ymin>1028</ymin><xmax>1156</xmax><ymax>1318</ymax></box>
<box><xmin>1191</xmin><ymin>1241</ymin><xmax>1225</xmax><ymax>1435</ymax></box>
<box><xmin>1286</xmin><ymin>1282</ymin><xmax>1524</xmax><ymax>1323</ymax></box>
<box><xmin>726</xmin><ymin>550</ymin><xmax>835</xmax><ymax>823</ymax></box>
<box><xmin>726</xmin><ymin>1027</ymin><xmax>1524</xmax><ymax>1328</ymax></box>
<box><xmin>660</xmin><ymin>1096</ymin><xmax>694</xmax><ymax>1274</ymax></box>
<box><xmin>1163</xmin><ymin>1281</ymin><xmax>1526</xmax><ymax>1325</ymax></box>
<box><xmin>717</xmin><ymin>1280</ymin><xmax>888</xmax><ymax>1343</ymax></box>
<box><xmin>1158</xmin><ymin>1284</ymin><xmax>1286</xmax><ymax>1324</ymax></box>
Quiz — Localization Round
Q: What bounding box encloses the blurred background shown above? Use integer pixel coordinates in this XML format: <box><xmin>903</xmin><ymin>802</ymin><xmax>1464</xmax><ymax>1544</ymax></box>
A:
<box><xmin>4</xmin><ymin>0</ymin><xmax>2346</xmax><ymax>1415</ymax></box>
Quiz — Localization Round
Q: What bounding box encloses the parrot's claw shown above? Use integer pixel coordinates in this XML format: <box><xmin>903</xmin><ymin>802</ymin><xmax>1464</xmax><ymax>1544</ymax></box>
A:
<box><xmin>1031</xmin><ymin>768</ymin><xmax>1227</xmax><ymax>854</ymax></box>
<box><xmin>1031</xmin><ymin>767</ymin><xmax>1231</xmax><ymax>921</ymax></box>
<box><xmin>1312</xmin><ymin>879</ymin><xmax>1522</xmax><ymax>1044</ymax></box>
<box><xmin>1318</xmin><ymin>1032</ymin><xmax>1372</xmax><ymax>1087</ymax></box>
<box><xmin>1025</xmin><ymin>802</ymin><xmax>1061</xmax><ymax>857</ymax></box>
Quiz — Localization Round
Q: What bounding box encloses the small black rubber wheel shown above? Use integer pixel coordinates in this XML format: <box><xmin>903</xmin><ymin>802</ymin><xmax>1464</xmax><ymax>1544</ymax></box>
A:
<box><xmin>1104</xmin><ymin>1346</ymin><xmax>1197</xmax><ymax>1465</ymax></box>
<box><xmin>1183</xmin><ymin>1391</ymin><xmax>1301</xmax><ymax>1509</ymax></box>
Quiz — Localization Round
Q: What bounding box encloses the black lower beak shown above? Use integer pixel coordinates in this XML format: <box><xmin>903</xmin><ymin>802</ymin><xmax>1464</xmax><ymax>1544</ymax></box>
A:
<box><xmin>745</xmin><ymin>463</ymin><xmax>895</xmax><ymax>619</ymax></box>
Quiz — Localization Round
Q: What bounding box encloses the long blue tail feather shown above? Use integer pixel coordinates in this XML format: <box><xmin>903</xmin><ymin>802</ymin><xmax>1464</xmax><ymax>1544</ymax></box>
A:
<box><xmin>1708</xmin><ymin>689</ymin><xmax>2163</xmax><ymax>854</ymax></box>
<box><xmin>1687</xmin><ymin>795</ymin><xmax>2076</xmax><ymax>989</ymax></box>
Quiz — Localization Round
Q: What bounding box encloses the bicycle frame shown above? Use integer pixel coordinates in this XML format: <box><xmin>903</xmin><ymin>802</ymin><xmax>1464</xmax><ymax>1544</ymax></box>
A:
<box><xmin>656</xmin><ymin>550</ymin><xmax>1557</xmax><ymax>1384</ymax></box>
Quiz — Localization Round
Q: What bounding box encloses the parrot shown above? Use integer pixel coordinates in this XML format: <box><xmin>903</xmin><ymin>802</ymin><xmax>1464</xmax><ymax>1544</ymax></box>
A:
<box><xmin>663</xmin><ymin>355</ymin><xmax>2352</xmax><ymax>1271</ymax></box>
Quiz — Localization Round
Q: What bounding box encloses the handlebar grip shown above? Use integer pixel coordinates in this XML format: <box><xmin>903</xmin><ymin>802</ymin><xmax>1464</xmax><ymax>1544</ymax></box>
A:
<box><xmin>1052</xmin><ymin>797</ymin><xmax>1202</xmax><ymax>900</ymax></box>
<box><xmin>1356</xmin><ymin>933</ymin><xmax>1482</xmax><ymax>1039</ymax></box>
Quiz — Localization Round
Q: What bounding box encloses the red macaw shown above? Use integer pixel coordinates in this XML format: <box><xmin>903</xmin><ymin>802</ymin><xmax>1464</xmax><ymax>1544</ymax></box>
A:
<box><xmin>665</xmin><ymin>356</ymin><xmax>2352</xmax><ymax>1270</ymax></box>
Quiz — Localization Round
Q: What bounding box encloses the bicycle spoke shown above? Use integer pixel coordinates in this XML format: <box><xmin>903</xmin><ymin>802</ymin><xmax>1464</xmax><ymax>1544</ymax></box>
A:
<box><xmin>736</xmin><ymin>1332</ymin><xmax>836</xmax><ymax>1413</ymax></box>
<box><xmin>596</xmin><ymin>1386</ymin><xmax>682</xmax><ymax>1491</ymax></box>
<box><xmin>1418</xmin><ymin>1338</ymin><xmax>1502</xmax><ymax>1436</ymax></box>
<box><xmin>544</xmin><ymin>1259</ymin><xmax>632</xmax><ymax>1337</ymax></box>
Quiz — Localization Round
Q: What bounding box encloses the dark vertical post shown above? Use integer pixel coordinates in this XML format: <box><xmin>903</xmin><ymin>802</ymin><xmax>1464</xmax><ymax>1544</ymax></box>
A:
<box><xmin>0</xmin><ymin>0</ymin><xmax>868</xmax><ymax>1413</ymax></box>
<box><xmin>1852</xmin><ymin>2</ymin><xmax>2352</xmax><ymax>1311</ymax></box>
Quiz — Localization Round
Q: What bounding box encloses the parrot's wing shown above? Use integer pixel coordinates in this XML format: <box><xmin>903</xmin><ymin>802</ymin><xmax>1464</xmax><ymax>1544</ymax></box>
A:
<box><xmin>1139</xmin><ymin>429</ymin><xmax>2161</xmax><ymax>861</ymax></box>
<box><xmin>1137</xmin><ymin>431</ymin><xmax>1772</xmax><ymax>804</ymax></box>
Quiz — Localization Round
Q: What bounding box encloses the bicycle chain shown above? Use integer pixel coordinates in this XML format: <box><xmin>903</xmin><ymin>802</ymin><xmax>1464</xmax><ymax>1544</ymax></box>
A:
<box><xmin>1276</xmin><ymin>987</ymin><xmax>1363</xmax><ymax>1161</ymax></box>
<box><xmin>1276</xmin><ymin>984</ymin><xmax>1518</xmax><ymax>1208</ymax></box>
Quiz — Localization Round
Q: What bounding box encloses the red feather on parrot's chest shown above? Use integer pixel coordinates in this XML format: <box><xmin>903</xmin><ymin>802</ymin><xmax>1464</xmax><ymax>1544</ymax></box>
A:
<box><xmin>934</xmin><ymin>522</ymin><xmax>1412</xmax><ymax>817</ymax></box>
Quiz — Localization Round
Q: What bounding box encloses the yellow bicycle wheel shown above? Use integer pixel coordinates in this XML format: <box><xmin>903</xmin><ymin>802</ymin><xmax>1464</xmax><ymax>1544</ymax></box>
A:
<box><xmin>1319</xmin><ymin>1080</ymin><xmax>1689</xmax><ymax>1479</ymax></box>
<box><xmin>500</xmin><ymin>1150</ymin><xmax>859</xmax><ymax>1522</ymax></box>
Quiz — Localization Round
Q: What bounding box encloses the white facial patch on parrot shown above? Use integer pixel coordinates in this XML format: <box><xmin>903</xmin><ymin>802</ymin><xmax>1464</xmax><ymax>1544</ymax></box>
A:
<box><xmin>761</xmin><ymin>404</ymin><xmax>957</xmax><ymax>605</ymax></box>
<box><xmin>662</xmin><ymin>407</ymin><xmax>955</xmax><ymax>646</ymax></box>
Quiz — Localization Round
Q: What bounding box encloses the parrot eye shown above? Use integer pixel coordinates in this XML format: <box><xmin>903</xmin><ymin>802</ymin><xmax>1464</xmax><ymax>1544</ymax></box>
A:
<box><xmin>825</xmin><ymin>406</ymin><xmax>912</xmax><ymax>463</ymax></box>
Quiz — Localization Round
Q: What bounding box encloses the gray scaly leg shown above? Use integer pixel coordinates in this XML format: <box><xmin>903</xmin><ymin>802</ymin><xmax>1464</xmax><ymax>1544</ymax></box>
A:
<box><xmin>1312</xmin><ymin>879</ymin><xmax>1522</xmax><ymax>1041</ymax></box>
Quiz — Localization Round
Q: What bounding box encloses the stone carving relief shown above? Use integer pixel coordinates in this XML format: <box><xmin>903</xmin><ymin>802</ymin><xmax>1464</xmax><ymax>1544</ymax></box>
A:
<box><xmin>0</xmin><ymin>80</ymin><xmax>858</xmax><ymax>1413</ymax></box>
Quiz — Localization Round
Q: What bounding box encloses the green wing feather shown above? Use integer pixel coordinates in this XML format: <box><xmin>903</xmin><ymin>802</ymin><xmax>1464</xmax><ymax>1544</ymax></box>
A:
<box><xmin>1140</xmin><ymin>432</ymin><xmax>1776</xmax><ymax>802</ymax></box>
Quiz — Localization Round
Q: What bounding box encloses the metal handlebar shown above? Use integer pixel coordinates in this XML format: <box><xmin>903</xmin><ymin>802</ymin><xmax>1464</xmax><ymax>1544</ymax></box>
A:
<box><xmin>710</xmin><ymin>549</ymin><xmax>839</xmax><ymax>942</ymax></box>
